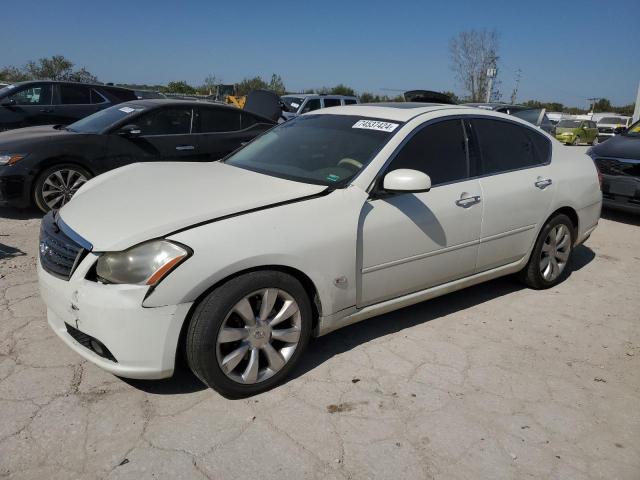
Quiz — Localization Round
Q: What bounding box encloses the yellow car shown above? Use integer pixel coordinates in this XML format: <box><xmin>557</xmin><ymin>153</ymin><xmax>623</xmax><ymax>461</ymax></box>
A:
<box><xmin>555</xmin><ymin>119</ymin><xmax>599</xmax><ymax>145</ymax></box>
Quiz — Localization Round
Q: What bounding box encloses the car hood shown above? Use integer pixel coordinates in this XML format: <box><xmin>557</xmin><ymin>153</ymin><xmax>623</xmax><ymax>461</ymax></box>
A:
<box><xmin>0</xmin><ymin>125</ymin><xmax>76</xmax><ymax>149</ymax></box>
<box><xmin>59</xmin><ymin>162</ymin><xmax>327</xmax><ymax>251</ymax></box>
<box><xmin>591</xmin><ymin>134</ymin><xmax>640</xmax><ymax>160</ymax></box>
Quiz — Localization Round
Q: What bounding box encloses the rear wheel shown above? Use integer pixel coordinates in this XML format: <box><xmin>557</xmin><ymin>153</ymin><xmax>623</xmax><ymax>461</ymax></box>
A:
<box><xmin>186</xmin><ymin>271</ymin><xmax>312</xmax><ymax>397</ymax></box>
<box><xmin>518</xmin><ymin>214</ymin><xmax>574</xmax><ymax>289</ymax></box>
<box><xmin>33</xmin><ymin>164</ymin><xmax>91</xmax><ymax>212</ymax></box>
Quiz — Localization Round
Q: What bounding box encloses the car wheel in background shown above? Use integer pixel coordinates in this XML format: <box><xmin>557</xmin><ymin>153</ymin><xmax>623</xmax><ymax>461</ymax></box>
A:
<box><xmin>572</xmin><ymin>136</ymin><xmax>580</xmax><ymax>146</ymax></box>
<box><xmin>518</xmin><ymin>213</ymin><xmax>574</xmax><ymax>289</ymax></box>
<box><xmin>592</xmin><ymin>136</ymin><xmax>599</xmax><ymax>146</ymax></box>
<box><xmin>33</xmin><ymin>164</ymin><xmax>92</xmax><ymax>213</ymax></box>
<box><xmin>186</xmin><ymin>270</ymin><xmax>312</xmax><ymax>397</ymax></box>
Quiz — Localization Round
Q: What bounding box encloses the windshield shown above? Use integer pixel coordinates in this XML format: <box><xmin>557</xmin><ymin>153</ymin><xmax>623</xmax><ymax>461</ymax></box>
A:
<box><xmin>557</xmin><ymin>120</ymin><xmax>582</xmax><ymax>128</ymax></box>
<box><xmin>281</xmin><ymin>96</ymin><xmax>304</xmax><ymax>113</ymax></box>
<box><xmin>0</xmin><ymin>84</ymin><xmax>16</xmax><ymax>97</ymax></box>
<box><xmin>67</xmin><ymin>103</ymin><xmax>146</xmax><ymax>133</ymax></box>
<box><xmin>626</xmin><ymin>120</ymin><xmax>640</xmax><ymax>137</ymax></box>
<box><xmin>225</xmin><ymin>114</ymin><xmax>401</xmax><ymax>186</ymax></box>
<box><xmin>598</xmin><ymin>117</ymin><xmax>625</xmax><ymax>125</ymax></box>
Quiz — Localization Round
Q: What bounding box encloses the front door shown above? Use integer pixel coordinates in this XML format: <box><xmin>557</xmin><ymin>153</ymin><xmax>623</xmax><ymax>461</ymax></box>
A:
<box><xmin>0</xmin><ymin>83</ymin><xmax>55</xmax><ymax>129</ymax></box>
<box><xmin>135</xmin><ymin>106</ymin><xmax>201</xmax><ymax>162</ymax></box>
<box><xmin>468</xmin><ymin>118</ymin><xmax>556</xmax><ymax>271</ymax></box>
<box><xmin>359</xmin><ymin>119</ymin><xmax>483</xmax><ymax>306</ymax></box>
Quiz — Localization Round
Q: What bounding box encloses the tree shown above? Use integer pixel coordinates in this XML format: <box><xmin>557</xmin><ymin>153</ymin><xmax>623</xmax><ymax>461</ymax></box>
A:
<box><xmin>0</xmin><ymin>55</ymin><xmax>98</xmax><ymax>83</ymax></box>
<box><xmin>165</xmin><ymin>81</ymin><xmax>196</xmax><ymax>94</ymax></box>
<box><xmin>330</xmin><ymin>84</ymin><xmax>356</xmax><ymax>96</ymax></box>
<box><xmin>236</xmin><ymin>76</ymin><xmax>269</xmax><ymax>96</ymax></box>
<box><xmin>441</xmin><ymin>91</ymin><xmax>460</xmax><ymax>104</ymax></box>
<box><xmin>199</xmin><ymin>74</ymin><xmax>219</xmax><ymax>95</ymax></box>
<box><xmin>593</xmin><ymin>98</ymin><xmax>612</xmax><ymax>112</ymax></box>
<box><xmin>449</xmin><ymin>29</ymin><xmax>500</xmax><ymax>102</ymax></box>
<box><xmin>268</xmin><ymin>74</ymin><xmax>286</xmax><ymax>96</ymax></box>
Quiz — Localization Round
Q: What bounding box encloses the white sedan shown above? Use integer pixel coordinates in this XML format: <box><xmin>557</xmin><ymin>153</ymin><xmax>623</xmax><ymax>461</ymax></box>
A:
<box><xmin>38</xmin><ymin>104</ymin><xmax>602</xmax><ymax>397</ymax></box>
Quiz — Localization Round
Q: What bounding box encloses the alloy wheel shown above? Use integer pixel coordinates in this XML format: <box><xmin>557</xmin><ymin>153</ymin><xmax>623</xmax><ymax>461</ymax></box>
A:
<box><xmin>539</xmin><ymin>224</ymin><xmax>571</xmax><ymax>282</ymax></box>
<box><xmin>215</xmin><ymin>288</ymin><xmax>302</xmax><ymax>384</ymax></box>
<box><xmin>41</xmin><ymin>168</ymin><xmax>88</xmax><ymax>210</ymax></box>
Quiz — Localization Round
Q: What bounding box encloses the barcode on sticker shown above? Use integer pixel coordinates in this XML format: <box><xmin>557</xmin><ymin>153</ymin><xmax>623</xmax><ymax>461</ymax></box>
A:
<box><xmin>119</xmin><ymin>107</ymin><xmax>135</xmax><ymax>113</ymax></box>
<box><xmin>352</xmin><ymin>120</ymin><xmax>399</xmax><ymax>132</ymax></box>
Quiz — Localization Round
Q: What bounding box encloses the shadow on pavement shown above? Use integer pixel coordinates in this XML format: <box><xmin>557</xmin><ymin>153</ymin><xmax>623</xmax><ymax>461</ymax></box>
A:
<box><xmin>601</xmin><ymin>208</ymin><xmax>640</xmax><ymax>227</ymax></box>
<box><xmin>120</xmin><ymin>245</ymin><xmax>596</xmax><ymax>396</ymax></box>
<box><xmin>290</xmin><ymin>244</ymin><xmax>596</xmax><ymax>383</ymax></box>
<box><xmin>0</xmin><ymin>242</ymin><xmax>26</xmax><ymax>260</ymax></box>
<box><xmin>0</xmin><ymin>207</ymin><xmax>43</xmax><ymax>220</ymax></box>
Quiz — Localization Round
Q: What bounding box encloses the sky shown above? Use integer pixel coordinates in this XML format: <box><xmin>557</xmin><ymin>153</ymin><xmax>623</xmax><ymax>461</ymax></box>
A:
<box><xmin>2</xmin><ymin>0</ymin><xmax>639</xmax><ymax>107</ymax></box>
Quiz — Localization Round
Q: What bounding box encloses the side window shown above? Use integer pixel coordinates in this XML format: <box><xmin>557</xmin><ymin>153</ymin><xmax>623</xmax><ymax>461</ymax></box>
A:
<box><xmin>344</xmin><ymin>99</ymin><xmax>357</xmax><ymax>105</ymax></box>
<box><xmin>198</xmin><ymin>107</ymin><xmax>241</xmax><ymax>132</ymax></box>
<box><xmin>138</xmin><ymin>107</ymin><xmax>192</xmax><ymax>135</ymax></box>
<box><xmin>473</xmin><ymin>119</ymin><xmax>544</xmax><ymax>175</ymax></box>
<box><xmin>387</xmin><ymin>119</ymin><xmax>468</xmax><ymax>186</ymax></box>
<box><xmin>323</xmin><ymin>98</ymin><xmax>341</xmax><ymax>108</ymax></box>
<box><xmin>59</xmin><ymin>85</ymin><xmax>91</xmax><ymax>104</ymax></box>
<box><xmin>90</xmin><ymin>89</ymin><xmax>106</xmax><ymax>104</ymax></box>
<box><xmin>301</xmin><ymin>99</ymin><xmax>321</xmax><ymax>113</ymax></box>
<box><xmin>8</xmin><ymin>85</ymin><xmax>52</xmax><ymax>105</ymax></box>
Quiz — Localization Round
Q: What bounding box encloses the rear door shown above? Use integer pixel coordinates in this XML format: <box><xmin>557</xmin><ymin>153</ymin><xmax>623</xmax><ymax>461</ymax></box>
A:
<box><xmin>0</xmin><ymin>83</ymin><xmax>55</xmax><ymax>129</ymax></box>
<box><xmin>359</xmin><ymin>118</ymin><xmax>483</xmax><ymax>306</ymax></box>
<box><xmin>52</xmin><ymin>84</ymin><xmax>101</xmax><ymax>124</ymax></box>
<box><xmin>469</xmin><ymin>117</ymin><xmax>555</xmax><ymax>271</ymax></box>
<box><xmin>194</xmin><ymin>105</ymin><xmax>267</xmax><ymax>160</ymax></box>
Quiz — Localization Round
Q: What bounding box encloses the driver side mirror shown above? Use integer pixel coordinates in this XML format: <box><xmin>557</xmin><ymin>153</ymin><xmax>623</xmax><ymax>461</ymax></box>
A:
<box><xmin>117</xmin><ymin>124</ymin><xmax>141</xmax><ymax>137</ymax></box>
<box><xmin>383</xmin><ymin>169</ymin><xmax>431</xmax><ymax>193</ymax></box>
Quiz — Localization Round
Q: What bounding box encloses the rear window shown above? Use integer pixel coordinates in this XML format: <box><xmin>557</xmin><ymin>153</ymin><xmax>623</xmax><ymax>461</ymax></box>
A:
<box><xmin>473</xmin><ymin>118</ymin><xmax>550</xmax><ymax>175</ymax></box>
<box><xmin>198</xmin><ymin>107</ymin><xmax>241</xmax><ymax>132</ymax></box>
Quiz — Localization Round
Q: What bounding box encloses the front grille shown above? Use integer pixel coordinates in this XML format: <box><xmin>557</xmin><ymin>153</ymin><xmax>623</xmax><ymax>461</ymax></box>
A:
<box><xmin>65</xmin><ymin>323</ymin><xmax>117</xmax><ymax>362</ymax></box>
<box><xmin>39</xmin><ymin>212</ymin><xmax>88</xmax><ymax>280</ymax></box>
<box><xmin>595</xmin><ymin>157</ymin><xmax>640</xmax><ymax>178</ymax></box>
<box><xmin>598</xmin><ymin>127</ymin><xmax>614</xmax><ymax>134</ymax></box>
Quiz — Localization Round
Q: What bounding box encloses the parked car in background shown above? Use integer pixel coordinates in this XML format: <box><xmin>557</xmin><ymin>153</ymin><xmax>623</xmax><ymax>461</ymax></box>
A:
<box><xmin>281</xmin><ymin>94</ymin><xmax>358</xmax><ymax>120</ymax></box>
<box><xmin>0</xmin><ymin>81</ymin><xmax>137</xmax><ymax>131</ymax></box>
<box><xmin>134</xmin><ymin>90</ymin><xmax>167</xmax><ymax>100</ymax></box>
<box><xmin>0</xmin><ymin>97</ymin><xmax>278</xmax><ymax>212</ymax></box>
<box><xmin>463</xmin><ymin>103</ymin><xmax>555</xmax><ymax>135</ymax></box>
<box><xmin>37</xmin><ymin>104</ymin><xmax>600</xmax><ymax>396</ymax></box>
<box><xmin>588</xmin><ymin>119</ymin><xmax>640</xmax><ymax>213</ymax></box>
<box><xmin>555</xmin><ymin>119</ymin><xmax>599</xmax><ymax>145</ymax></box>
<box><xmin>596</xmin><ymin>116</ymin><xmax>632</xmax><ymax>142</ymax></box>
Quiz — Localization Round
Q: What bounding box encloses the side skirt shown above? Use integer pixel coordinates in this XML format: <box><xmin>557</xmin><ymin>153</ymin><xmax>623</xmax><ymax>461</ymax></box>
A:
<box><xmin>316</xmin><ymin>257</ymin><xmax>527</xmax><ymax>336</ymax></box>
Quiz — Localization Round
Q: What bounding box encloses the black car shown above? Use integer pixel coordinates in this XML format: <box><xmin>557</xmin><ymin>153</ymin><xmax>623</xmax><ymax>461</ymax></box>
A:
<box><xmin>588</xmin><ymin>119</ymin><xmax>640</xmax><ymax>213</ymax></box>
<box><xmin>0</xmin><ymin>81</ymin><xmax>137</xmax><ymax>131</ymax></box>
<box><xmin>0</xmin><ymin>96</ymin><xmax>278</xmax><ymax>212</ymax></box>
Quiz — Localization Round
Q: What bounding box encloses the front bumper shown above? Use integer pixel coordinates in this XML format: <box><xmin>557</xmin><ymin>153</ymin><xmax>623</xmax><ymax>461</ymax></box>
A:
<box><xmin>0</xmin><ymin>164</ymin><xmax>32</xmax><ymax>208</ymax></box>
<box><xmin>38</xmin><ymin>256</ymin><xmax>193</xmax><ymax>379</ymax></box>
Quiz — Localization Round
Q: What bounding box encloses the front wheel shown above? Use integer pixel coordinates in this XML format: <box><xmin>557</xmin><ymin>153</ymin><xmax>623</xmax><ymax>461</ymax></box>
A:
<box><xmin>33</xmin><ymin>164</ymin><xmax>91</xmax><ymax>213</ymax></box>
<box><xmin>518</xmin><ymin>214</ymin><xmax>574</xmax><ymax>289</ymax></box>
<box><xmin>186</xmin><ymin>271</ymin><xmax>312</xmax><ymax>397</ymax></box>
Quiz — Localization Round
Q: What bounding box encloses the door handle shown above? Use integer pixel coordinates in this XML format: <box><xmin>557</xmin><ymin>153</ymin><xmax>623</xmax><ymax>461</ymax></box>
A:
<box><xmin>39</xmin><ymin>108</ymin><xmax>53</xmax><ymax>113</ymax></box>
<box><xmin>535</xmin><ymin>177</ymin><xmax>552</xmax><ymax>189</ymax></box>
<box><xmin>175</xmin><ymin>145</ymin><xmax>195</xmax><ymax>151</ymax></box>
<box><xmin>455</xmin><ymin>195</ymin><xmax>481</xmax><ymax>208</ymax></box>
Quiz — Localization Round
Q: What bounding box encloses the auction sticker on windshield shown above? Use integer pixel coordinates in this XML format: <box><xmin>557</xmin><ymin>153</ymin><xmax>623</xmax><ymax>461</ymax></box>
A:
<box><xmin>352</xmin><ymin>120</ymin><xmax>399</xmax><ymax>132</ymax></box>
<box><xmin>119</xmin><ymin>107</ymin><xmax>136</xmax><ymax>114</ymax></box>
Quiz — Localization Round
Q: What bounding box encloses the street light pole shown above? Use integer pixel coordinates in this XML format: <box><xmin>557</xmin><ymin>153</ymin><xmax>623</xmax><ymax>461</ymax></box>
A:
<box><xmin>485</xmin><ymin>66</ymin><xmax>497</xmax><ymax>103</ymax></box>
<box><xmin>633</xmin><ymin>81</ymin><xmax>640</xmax><ymax>123</ymax></box>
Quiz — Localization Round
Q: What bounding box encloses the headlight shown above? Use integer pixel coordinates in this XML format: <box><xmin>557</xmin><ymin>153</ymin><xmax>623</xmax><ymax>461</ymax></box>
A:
<box><xmin>0</xmin><ymin>153</ymin><xmax>28</xmax><ymax>166</ymax></box>
<box><xmin>96</xmin><ymin>240</ymin><xmax>190</xmax><ymax>285</ymax></box>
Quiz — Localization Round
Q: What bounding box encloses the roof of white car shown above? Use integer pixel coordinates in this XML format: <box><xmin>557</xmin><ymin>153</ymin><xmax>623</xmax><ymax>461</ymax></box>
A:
<box><xmin>313</xmin><ymin>103</ymin><xmax>473</xmax><ymax>122</ymax></box>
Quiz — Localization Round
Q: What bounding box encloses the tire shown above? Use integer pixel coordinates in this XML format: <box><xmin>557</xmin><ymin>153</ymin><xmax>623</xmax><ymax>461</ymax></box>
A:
<box><xmin>518</xmin><ymin>214</ymin><xmax>574</xmax><ymax>289</ymax></box>
<box><xmin>33</xmin><ymin>164</ymin><xmax>92</xmax><ymax>213</ymax></box>
<box><xmin>572</xmin><ymin>136</ymin><xmax>580</xmax><ymax>146</ymax></box>
<box><xmin>186</xmin><ymin>271</ymin><xmax>313</xmax><ymax>397</ymax></box>
<box><xmin>592</xmin><ymin>136</ymin><xmax>599</xmax><ymax>146</ymax></box>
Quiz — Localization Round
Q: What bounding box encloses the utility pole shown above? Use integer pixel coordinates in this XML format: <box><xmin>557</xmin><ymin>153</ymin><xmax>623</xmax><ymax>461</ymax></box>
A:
<box><xmin>587</xmin><ymin>97</ymin><xmax>601</xmax><ymax>114</ymax></box>
<box><xmin>633</xmin><ymin>81</ymin><xmax>640</xmax><ymax>123</ymax></box>
<box><xmin>486</xmin><ymin>66</ymin><xmax>497</xmax><ymax>103</ymax></box>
